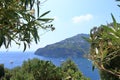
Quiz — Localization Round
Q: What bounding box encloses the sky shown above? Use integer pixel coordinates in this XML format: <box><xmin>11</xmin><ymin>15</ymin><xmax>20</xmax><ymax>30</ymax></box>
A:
<box><xmin>0</xmin><ymin>0</ymin><xmax>120</xmax><ymax>52</ymax></box>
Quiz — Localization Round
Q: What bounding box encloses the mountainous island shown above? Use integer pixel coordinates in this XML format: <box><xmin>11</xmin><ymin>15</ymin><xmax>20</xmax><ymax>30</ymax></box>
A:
<box><xmin>35</xmin><ymin>34</ymin><xmax>90</xmax><ymax>58</ymax></box>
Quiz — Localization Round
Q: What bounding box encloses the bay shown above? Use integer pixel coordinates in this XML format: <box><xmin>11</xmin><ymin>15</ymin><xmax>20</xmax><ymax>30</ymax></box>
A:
<box><xmin>0</xmin><ymin>51</ymin><xmax>100</xmax><ymax>80</ymax></box>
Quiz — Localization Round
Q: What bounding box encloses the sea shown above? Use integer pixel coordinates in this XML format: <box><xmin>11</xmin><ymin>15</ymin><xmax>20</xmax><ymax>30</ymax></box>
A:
<box><xmin>0</xmin><ymin>51</ymin><xmax>100</xmax><ymax>80</ymax></box>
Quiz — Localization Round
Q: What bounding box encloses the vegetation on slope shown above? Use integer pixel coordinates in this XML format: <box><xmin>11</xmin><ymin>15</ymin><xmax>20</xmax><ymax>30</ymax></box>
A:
<box><xmin>89</xmin><ymin>16</ymin><xmax>120</xmax><ymax>80</ymax></box>
<box><xmin>35</xmin><ymin>34</ymin><xmax>90</xmax><ymax>58</ymax></box>
<box><xmin>0</xmin><ymin>58</ymin><xmax>90</xmax><ymax>80</ymax></box>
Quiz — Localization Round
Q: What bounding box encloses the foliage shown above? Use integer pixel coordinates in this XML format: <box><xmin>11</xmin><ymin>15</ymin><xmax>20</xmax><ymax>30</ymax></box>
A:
<box><xmin>0</xmin><ymin>0</ymin><xmax>54</xmax><ymax>51</ymax></box>
<box><xmin>10</xmin><ymin>58</ymin><xmax>63</xmax><ymax>80</ymax></box>
<box><xmin>1</xmin><ymin>58</ymin><xmax>89</xmax><ymax>80</ymax></box>
<box><xmin>87</xmin><ymin>1</ymin><xmax>120</xmax><ymax>80</ymax></box>
<box><xmin>0</xmin><ymin>64</ymin><xmax>5</xmax><ymax>79</ymax></box>
<box><xmin>61</xmin><ymin>58</ymin><xmax>90</xmax><ymax>80</ymax></box>
<box><xmin>89</xmin><ymin>14</ymin><xmax>120</xmax><ymax>80</ymax></box>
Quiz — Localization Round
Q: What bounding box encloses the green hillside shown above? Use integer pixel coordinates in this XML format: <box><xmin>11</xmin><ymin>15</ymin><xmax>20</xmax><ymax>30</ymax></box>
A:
<box><xmin>35</xmin><ymin>34</ymin><xmax>90</xmax><ymax>58</ymax></box>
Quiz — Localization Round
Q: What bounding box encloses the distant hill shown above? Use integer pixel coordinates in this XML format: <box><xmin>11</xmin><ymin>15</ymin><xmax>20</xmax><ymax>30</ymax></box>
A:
<box><xmin>35</xmin><ymin>34</ymin><xmax>90</xmax><ymax>58</ymax></box>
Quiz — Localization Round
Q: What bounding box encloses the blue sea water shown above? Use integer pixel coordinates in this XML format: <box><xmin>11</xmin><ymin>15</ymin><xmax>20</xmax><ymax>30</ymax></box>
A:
<box><xmin>0</xmin><ymin>51</ymin><xmax>100</xmax><ymax>80</ymax></box>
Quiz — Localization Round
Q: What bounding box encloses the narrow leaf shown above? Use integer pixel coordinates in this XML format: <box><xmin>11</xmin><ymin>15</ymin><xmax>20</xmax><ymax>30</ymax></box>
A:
<box><xmin>25</xmin><ymin>0</ymin><xmax>28</xmax><ymax>10</ymax></box>
<box><xmin>92</xmin><ymin>65</ymin><xmax>95</xmax><ymax>71</ymax></box>
<box><xmin>30</xmin><ymin>0</ymin><xmax>32</xmax><ymax>9</ymax></box>
<box><xmin>40</xmin><ymin>11</ymin><xmax>51</xmax><ymax>17</ymax></box>
<box><xmin>0</xmin><ymin>38</ymin><xmax>3</xmax><ymax>47</ymax></box>
<box><xmin>82</xmin><ymin>36</ymin><xmax>91</xmax><ymax>43</ymax></box>
<box><xmin>37</xmin><ymin>18</ymin><xmax>53</xmax><ymax>22</ymax></box>
<box><xmin>117</xmin><ymin>5</ymin><xmax>120</xmax><ymax>7</ymax></box>
<box><xmin>32</xmin><ymin>26</ymin><xmax>39</xmax><ymax>44</ymax></box>
<box><xmin>23</xmin><ymin>42</ymin><xmax>26</xmax><ymax>52</ymax></box>
<box><xmin>37</xmin><ymin>0</ymin><xmax>40</xmax><ymax>17</ymax></box>
<box><xmin>3</xmin><ymin>37</ymin><xmax>7</xmax><ymax>48</ymax></box>
<box><xmin>0</xmin><ymin>31</ymin><xmax>3</xmax><ymax>47</ymax></box>
<box><xmin>111</xmin><ymin>13</ymin><xmax>117</xmax><ymax>30</ymax></box>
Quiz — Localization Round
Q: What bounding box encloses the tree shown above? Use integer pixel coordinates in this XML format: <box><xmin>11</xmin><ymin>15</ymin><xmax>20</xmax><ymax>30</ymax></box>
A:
<box><xmin>10</xmin><ymin>58</ymin><xmax>63</xmax><ymax>80</ymax></box>
<box><xmin>0</xmin><ymin>0</ymin><xmax>54</xmax><ymax>51</ymax></box>
<box><xmin>0</xmin><ymin>64</ymin><xmax>5</xmax><ymax>79</ymax></box>
<box><xmin>89</xmin><ymin>14</ymin><xmax>120</xmax><ymax>80</ymax></box>
<box><xmin>88</xmin><ymin>1</ymin><xmax>120</xmax><ymax>80</ymax></box>
<box><xmin>81</xmin><ymin>1</ymin><xmax>120</xmax><ymax>80</ymax></box>
<box><xmin>61</xmin><ymin>58</ymin><xmax>90</xmax><ymax>80</ymax></box>
<box><xmin>1</xmin><ymin>58</ymin><xmax>90</xmax><ymax>80</ymax></box>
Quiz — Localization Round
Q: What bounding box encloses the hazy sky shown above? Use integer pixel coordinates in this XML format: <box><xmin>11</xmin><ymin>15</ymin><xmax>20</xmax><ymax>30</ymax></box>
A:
<box><xmin>1</xmin><ymin>0</ymin><xmax>120</xmax><ymax>52</ymax></box>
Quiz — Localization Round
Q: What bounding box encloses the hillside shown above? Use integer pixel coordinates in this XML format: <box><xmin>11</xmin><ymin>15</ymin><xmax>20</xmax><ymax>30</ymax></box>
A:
<box><xmin>35</xmin><ymin>34</ymin><xmax>90</xmax><ymax>58</ymax></box>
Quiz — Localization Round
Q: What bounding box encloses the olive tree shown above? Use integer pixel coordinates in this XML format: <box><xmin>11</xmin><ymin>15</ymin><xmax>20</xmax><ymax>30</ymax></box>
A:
<box><xmin>0</xmin><ymin>0</ymin><xmax>54</xmax><ymax>51</ymax></box>
<box><xmin>88</xmin><ymin>1</ymin><xmax>120</xmax><ymax>80</ymax></box>
<box><xmin>89</xmin><ymin>15</ymin><xmax>120</xmax><ymax>80</ymax></box>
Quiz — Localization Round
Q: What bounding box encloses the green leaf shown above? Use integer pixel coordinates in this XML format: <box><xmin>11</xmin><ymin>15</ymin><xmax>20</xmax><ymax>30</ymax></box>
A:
<box><xmin>111</xmin><ymin>13</ymin><xmax>117</xmax><ymax>30</ymax></box>
<box><xmin>92</xmin><ymin>65</ymin><xmax>95</xmax><ymax>71</ymax></box>
<box><xmin>32</xmin><ymin>27</ymin><xmax>39</xmax><ymax>44</ymax></box>
<box><xmin>3</xmin><ymin>37</ymin><xmax>7</xmax><ymax>48</ymax></box>
<box><xmin>23</xmin><ymin>42</ymin><xmax>26</xmax><ymax>52</ymax></box>
<box><xmin>25</xmin><ymin>0</ymin><xmax>28</xmax><ymax>9</ymax></box>
<box><xmin>37</xmin><ymin>18</ymin><xmax>53</xmax><ymax>22</ymax></box>
<box><xmin>0</xmin><ymin>30</ymin><xmax>4</xmax><ymax>47</ymax></box>
<box><xmin>30</xmin><ymin>0</ymin><xmax>33</xmax><ymax>9</ymax></box>
<box><xmin>102</xmin><ymin>48</ymin><xmax>108</xmax><ymax>60</ymax></box>
<box><xmin>37</xmin><ymin>0</ymin><xmax>40</xmax><ymax>17</ymax></box>
<box><xmin>82</xmin><ymin>36</ymin><xmax>91</xmax><ymax>43</ymax></box>
<box><xmin>117</xmin><ymin>5</ymin><xmax>120</xmax><ymax>7</ymax></box>
<box><xmin>0</xmin><ymin>38</ymin><xmax>3</xmax><ymax>47</ymax></box>
<box><xmin>40</xmin><ymin>11</ymin><xmax>51</xmax><ymax>17</ymax></box>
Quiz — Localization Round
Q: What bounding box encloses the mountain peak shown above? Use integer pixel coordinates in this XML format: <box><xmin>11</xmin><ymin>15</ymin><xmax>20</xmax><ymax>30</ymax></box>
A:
<box><xmin>35</xmin><ymin>34</ymin><xmax>90</xmax><ymax>58</ymax></box>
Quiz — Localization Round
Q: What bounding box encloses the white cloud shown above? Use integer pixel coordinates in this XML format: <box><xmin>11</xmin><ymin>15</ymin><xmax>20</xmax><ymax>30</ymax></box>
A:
<box><xmin>72</xmin><ymin>14</ymin><xmax>93</xmax><ymax>23</ymax></box>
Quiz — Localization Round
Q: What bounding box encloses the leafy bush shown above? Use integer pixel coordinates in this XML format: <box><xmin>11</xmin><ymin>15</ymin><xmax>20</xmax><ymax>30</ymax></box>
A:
<box><xmin>89</xmin><ymin>15</ymin><xmax>120</xmax><ymax>80</ymax></box>
<box><xmin>0</xmin><ymin>64</ymin><xmax>5</xmax><ymax>79</ymax></box>
<box><xmin>1</xmin><ymin>58</ymin><xmax>89</xmax><ymax>80</ymax></box>
<box><xmin>61</xmin><ymin>58</ymin><xmax>90</xmax><ymax>80</ymax></box>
